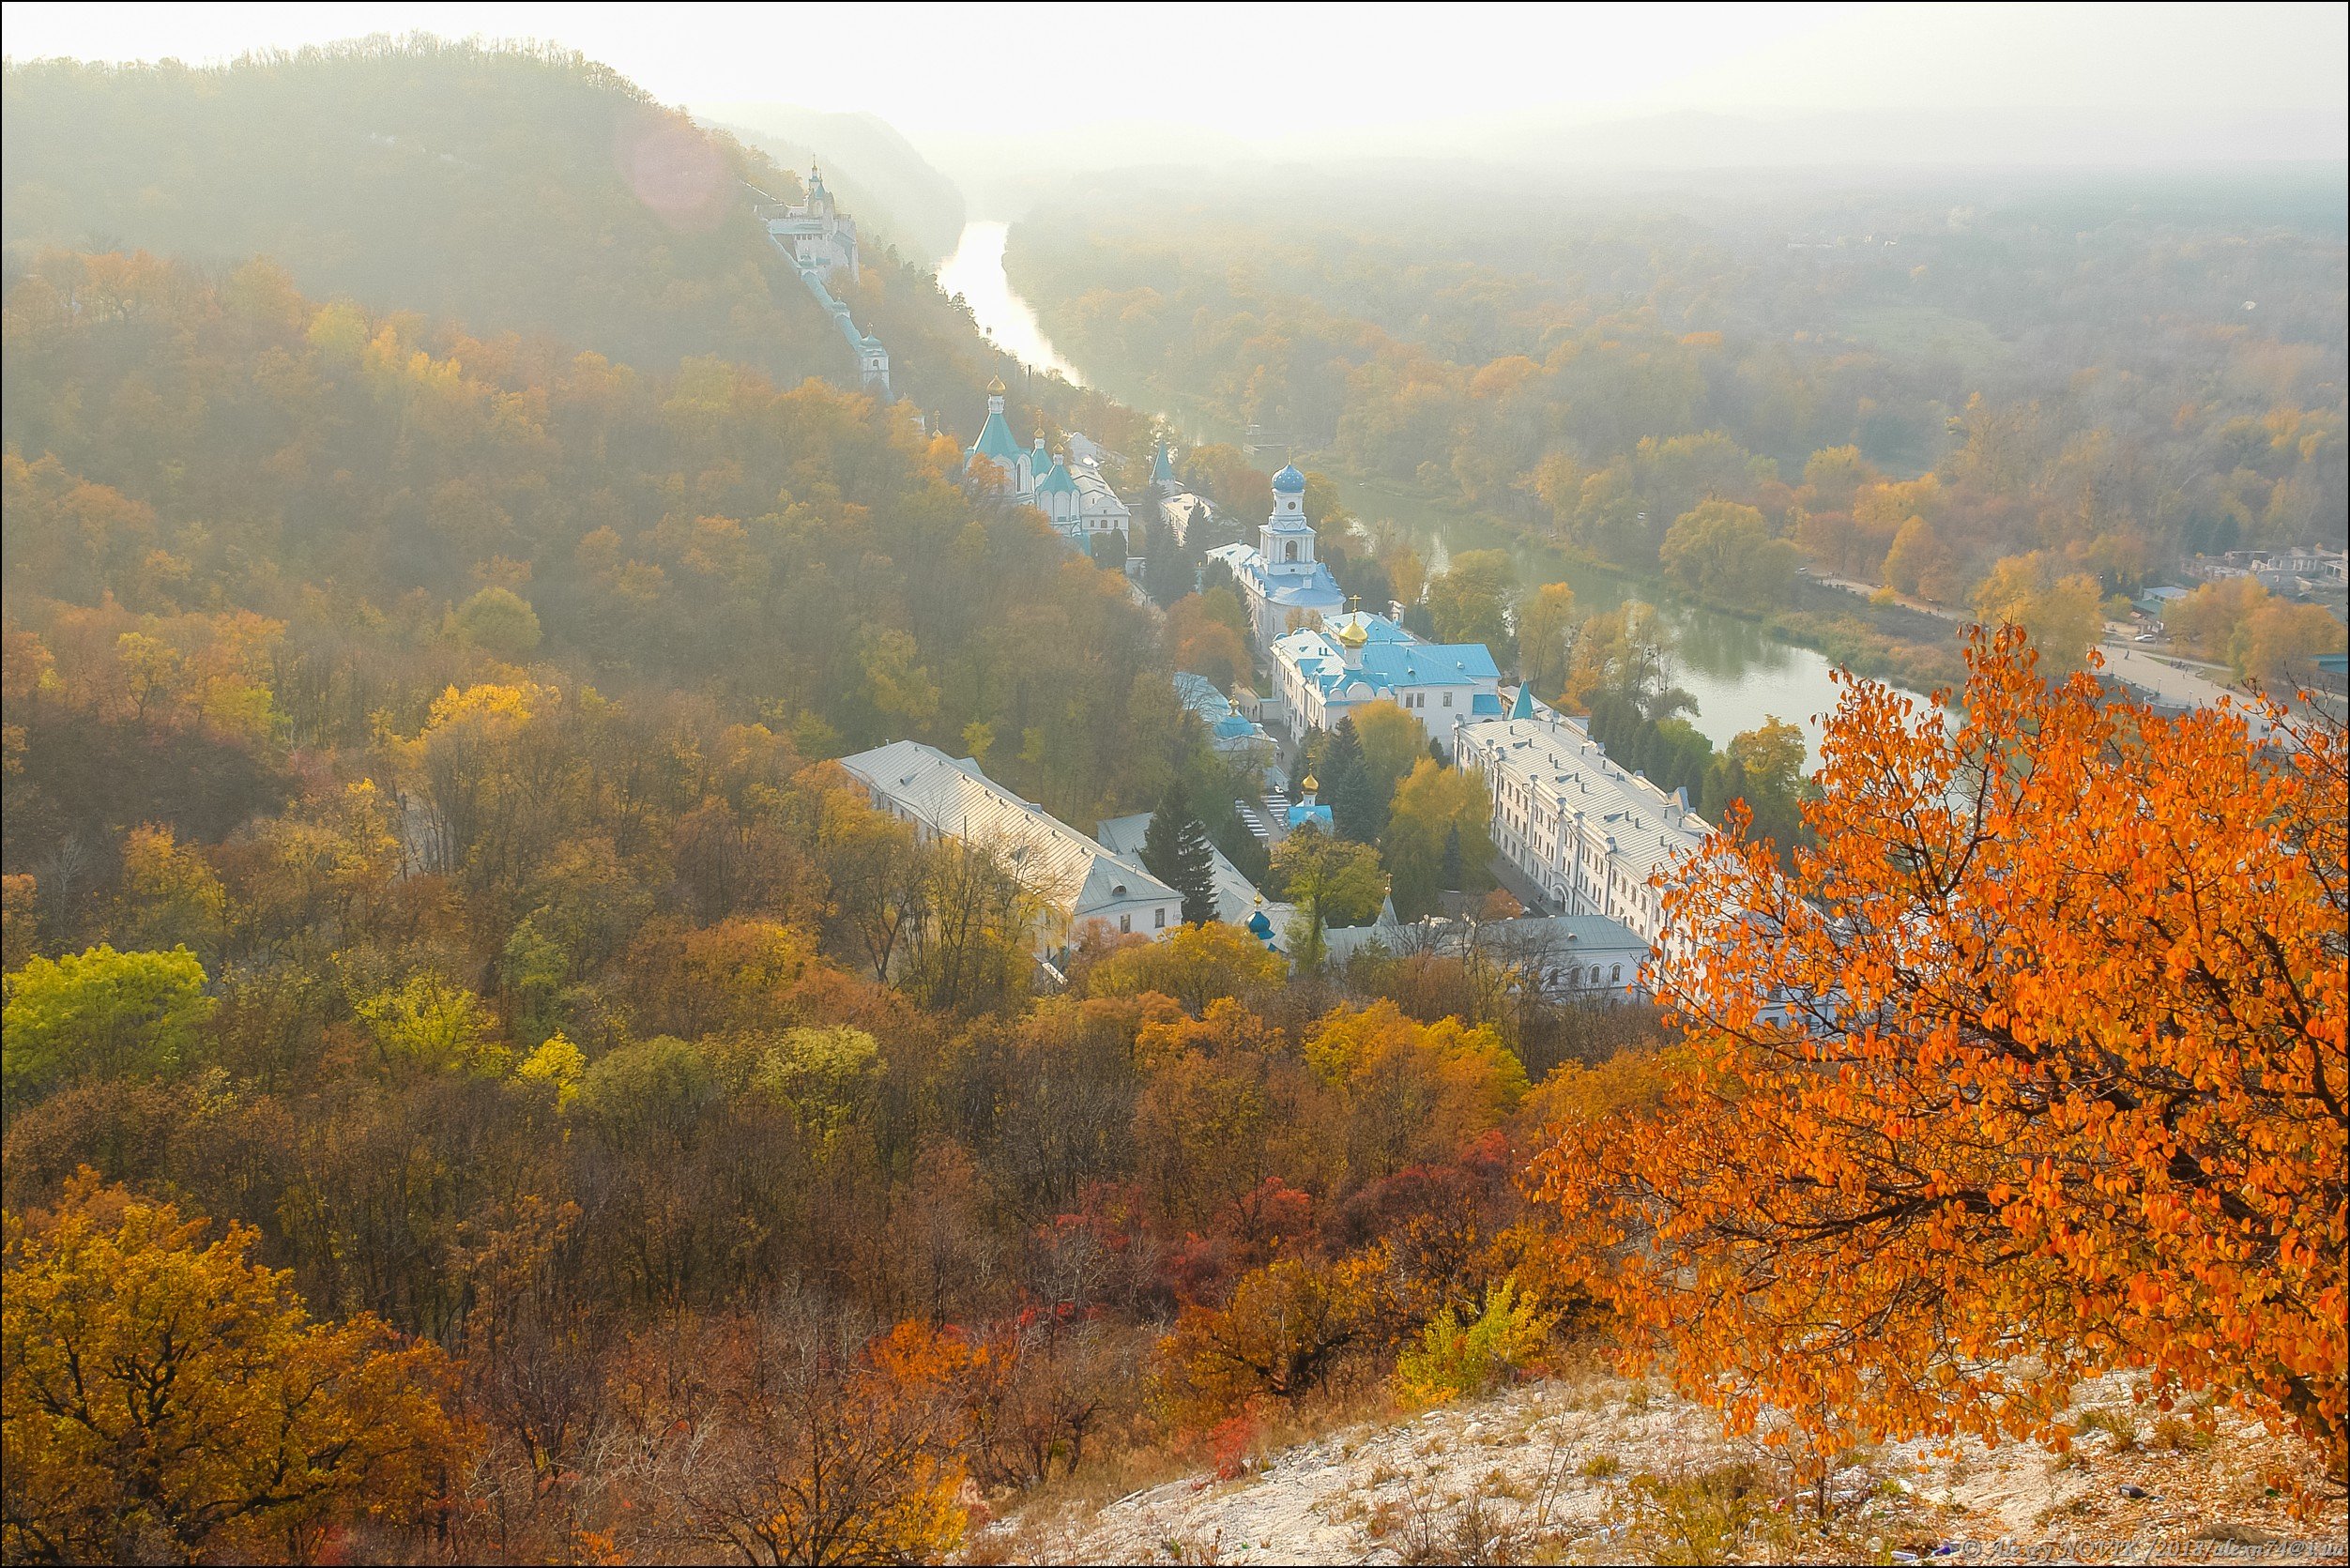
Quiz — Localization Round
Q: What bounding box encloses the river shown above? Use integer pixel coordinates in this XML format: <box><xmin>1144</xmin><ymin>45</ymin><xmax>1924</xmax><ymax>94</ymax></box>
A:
<box><xmin>936</xmin><ymin>221</ymin><xmax>1090</xmax><ymax>387</ymax></box>
<box><xmin>935</xmin><ymin>221</ymin><xmax>1916</xmax><ymax>763</ymax></box>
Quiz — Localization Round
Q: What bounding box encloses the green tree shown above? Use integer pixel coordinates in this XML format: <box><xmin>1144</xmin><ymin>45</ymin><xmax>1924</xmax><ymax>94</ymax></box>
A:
<box><xmin>450</xmin><ymin>586</ymin><xmax>543</xmax><ymax>660</ymax></box>
<box><xmin>1350</xmin><ymin>700</ymin><xmax>1426</xmax><ymax>822</ymax></box>
<box><xmin>1314</xmin><ymin>718</ymin><xmax>1381</xmax><ymax>842</ymax></box>
<box><xmin>1660</xmin><ymin>501</ymin><xmax>1797</xmax><ymax>609</ymax></box>
<box><xmin>1425</xmin><ymin>549</ymin><xmax>1516</xmax><ymax>652</ymax></box>
<box><xmin>1272</xmin><ymin>825</ymin><xmax>1388</xmax><ymax>967</ymax></box>
<box><xmin>2</xmin><ymin>944</ymin><xmax>213</xmax><ymax>1095</ymax></box>
<box><xmin>1141</xmin><ymin>787</ymin><xmax>1220</xmax><ymax>926</ymax></box>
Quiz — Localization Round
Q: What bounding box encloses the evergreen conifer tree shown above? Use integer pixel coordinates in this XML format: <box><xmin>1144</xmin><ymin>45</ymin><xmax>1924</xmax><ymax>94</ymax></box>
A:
<box><xmin>1141</xmin><ymin>788</ymin><xmax>1220</xmax><ymax>924</ymax></box>
<box><xmin>1320</xmin><ymin>718</ymin><xmax>1381</xmax><ymax>842</ymax></box>
<box><xmin>1145</xmin><ymin>516</ymin><xmax>1193</xmax><ymax>606</ymax></box>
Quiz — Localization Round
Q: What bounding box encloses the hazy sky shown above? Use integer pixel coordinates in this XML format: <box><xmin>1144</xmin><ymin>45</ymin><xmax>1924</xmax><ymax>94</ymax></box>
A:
<box><xmin>6</xmin><ymin>2</ymin><xmax>2344</xmax><ymax>137</ymax></box>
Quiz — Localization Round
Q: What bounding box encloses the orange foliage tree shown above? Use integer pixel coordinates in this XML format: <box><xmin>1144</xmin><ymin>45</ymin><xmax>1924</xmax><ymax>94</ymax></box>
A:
<box><xmin>2</xmin><ymin>1172</ymin><xmax>468</xmax><ymax>1563</ymax></box>
<box><xmin>1527</xmin><ymin>630</ymin><xmax>2347</xmax><ymax>1476</ymax></box>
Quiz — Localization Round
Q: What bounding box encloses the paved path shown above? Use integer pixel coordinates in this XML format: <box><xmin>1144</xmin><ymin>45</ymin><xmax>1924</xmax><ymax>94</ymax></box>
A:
<box><xmin>1803</xmin><ymin>571</ymin><xmax>1963</xmax><ymax>622</ymax></box>
<box><xmin>2095</xmin><ymin>641</ymin><xmax>2249</xmax><ymax>710</ymax></box>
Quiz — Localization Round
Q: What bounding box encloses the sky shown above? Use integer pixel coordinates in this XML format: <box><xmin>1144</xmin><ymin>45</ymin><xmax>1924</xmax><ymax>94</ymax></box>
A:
<box><xmin>4</xmin><ymin>1</ymin><xmax>2344</xmax><ymax>163</ymax></box>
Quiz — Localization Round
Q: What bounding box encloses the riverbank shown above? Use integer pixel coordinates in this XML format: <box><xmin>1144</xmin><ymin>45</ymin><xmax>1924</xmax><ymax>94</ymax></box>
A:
<box><xmin>1321</xmin><ymin>471</ymin><xmax>1966</xmax><ymax>734</ymax></box>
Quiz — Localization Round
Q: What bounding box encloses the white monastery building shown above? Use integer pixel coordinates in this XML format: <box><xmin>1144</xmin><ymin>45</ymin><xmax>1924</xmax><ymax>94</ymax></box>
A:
<box><xmin>1205</xmin><ymin>464</ymin><xmax>1346</xmax><ymax>643</ymax></box>
<box><xmin>1453</xmin><ymin>691</ymin><xmax>1713</xmax><ymax>945</ymax></box>
<box><xmin>765</xmin><ymin>164</ymin><xmax>860</xmax><ymax>282</ymax></box>
<box><xmin>758</xmin><ymin>165</ymin><xmax>889</xmax><ymax>395</ymax></box>
<box><xmin>1270</xmin><ymin>612</ymin><xmax>1503</xmax><ymax>757</ymax></box>
<box><xmin>966</xmin><ymin>380</ymin><xmax>1132</xmax><ymax>551</ymax></box>
<box><xmin>839</xmin><ymin>740</ymin><xmax>1181</xmax><ymax>951</ymax></box>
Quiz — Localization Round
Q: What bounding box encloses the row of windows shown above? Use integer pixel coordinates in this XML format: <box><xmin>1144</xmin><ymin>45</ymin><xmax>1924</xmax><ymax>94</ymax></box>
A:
<box><xmin>1116</xmin><ymin>907</ymin><xmax>1172</xmax><ymax>935</ymax></box>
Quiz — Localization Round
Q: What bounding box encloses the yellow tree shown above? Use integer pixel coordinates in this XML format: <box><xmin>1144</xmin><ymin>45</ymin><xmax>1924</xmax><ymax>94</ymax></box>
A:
<box><xmin>1515</xmin><ymin>583</ymin><xmax>1579</xmax><ymax>707</ymax></box>
<box><xmin>1381</xmin><ymin>760</ymin><xmax>1495</xmax><ymax>920</ymax></box>
<box><xmin>1527</xmin><ymin>630</ymin><xmax>2348</xmax><ymax>1479</ymax></box>
<box><xmin>3</xmin><ymin>1173</ymin><xmax>467</xmax><ymax>1563</ymax></box>
<box><xmin>1970</xmin><ymin>552</ymin><xmax>2101</xmax><ymax>674</ymax></box>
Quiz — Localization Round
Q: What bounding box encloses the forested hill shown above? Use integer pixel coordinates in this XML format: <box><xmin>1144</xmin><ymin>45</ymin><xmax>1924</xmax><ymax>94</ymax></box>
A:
<box><xmin>1005</xmin><ymin>172</ymin><xmax>2348</xmax><ymax>677</ymax></box>
<box><xmin>1</xmin><ymin>38</ymin><xmax>1054</xmax><ymax>422</ymax></box>
<box><xmin>1</xmin><ymin>251</ymin><xmax>1212</xmax><ymax>863</ymax></box>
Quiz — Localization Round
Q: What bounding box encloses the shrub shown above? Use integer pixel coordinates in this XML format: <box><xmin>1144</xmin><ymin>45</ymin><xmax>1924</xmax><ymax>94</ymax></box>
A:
<box><xmin>1394</xmin><ymin>1275</ymin><xmax>1555</xmax><ymax>1406</ymax></box>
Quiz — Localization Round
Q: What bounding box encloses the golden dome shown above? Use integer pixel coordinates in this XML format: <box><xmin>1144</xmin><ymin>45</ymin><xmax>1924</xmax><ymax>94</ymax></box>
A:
<box><xmin>986</xmin><ymin>374</ymin><xmax>1007</xmax><ymax>394</ymax></box>
<box><xmin>1335</xmin><ymin>618</ymin><xmax>1370</xmax><ymax>648</ymax></box>
<box><xmin>1301</xmin><ymin>774</ymin><xmax>1320</xmax><ymax>794</ymax></box>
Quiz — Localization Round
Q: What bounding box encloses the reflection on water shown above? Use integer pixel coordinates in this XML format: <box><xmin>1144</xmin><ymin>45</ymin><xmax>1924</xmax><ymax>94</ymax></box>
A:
<box><xmin>1333</xmin><ymin>475</ymin><xmax>1913</xmax><ymax>763</ymax></box>
<box><xmin>936</xmin><ymin>221</ymin><xmax>1088</xmax><ymax>386</ymax></box>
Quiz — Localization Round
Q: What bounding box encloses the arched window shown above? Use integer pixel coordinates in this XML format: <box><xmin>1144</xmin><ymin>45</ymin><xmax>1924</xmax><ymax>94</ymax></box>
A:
<box><xmin>1610</xmin><ymin>963</ymin><xmax>1623</xmax><ymax>982</ymax></box>
<box><xmin>1284</xmin><ymin>540</ymin><xmax>1299</xmax><ymax>561</ymax></box>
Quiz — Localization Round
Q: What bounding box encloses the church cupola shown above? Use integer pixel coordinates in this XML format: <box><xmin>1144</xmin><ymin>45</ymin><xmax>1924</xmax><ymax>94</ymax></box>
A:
<box><xmin>1260</xmin><ymin>464</ymin><xmax>1317</xmax><ymax>575</ymax></box>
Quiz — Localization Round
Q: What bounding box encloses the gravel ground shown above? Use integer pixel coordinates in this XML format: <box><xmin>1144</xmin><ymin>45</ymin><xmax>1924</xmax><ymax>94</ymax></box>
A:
<box><xmin>971</xmin><ymin>1373</ymin><xmax>2347</xmax><ymax>1566</ymax></box>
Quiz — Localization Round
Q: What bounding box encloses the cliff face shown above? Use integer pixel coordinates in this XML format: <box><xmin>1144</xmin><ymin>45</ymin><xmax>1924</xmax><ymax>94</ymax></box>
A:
<box><xmin>972</xmin><ymin>1372</ymin><xmax>2347</xmax><ymax>1566</ymax></box>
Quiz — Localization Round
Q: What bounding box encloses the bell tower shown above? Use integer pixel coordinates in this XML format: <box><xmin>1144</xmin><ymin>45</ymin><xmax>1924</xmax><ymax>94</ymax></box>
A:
<box><xmin>1260</xmin><ymin>464</ymin><xmax>1317</xmax><ymax>576</ymax></box>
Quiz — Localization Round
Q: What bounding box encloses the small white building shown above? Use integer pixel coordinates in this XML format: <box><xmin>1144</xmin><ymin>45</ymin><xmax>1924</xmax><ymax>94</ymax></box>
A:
<box><xmin>1454</xmin><ymin>693</ymin><xmax>1713</xmax><ymax>946</ymax></box>
<box><xmin>838</xmin><ymin>740</ymin><xmax>1180</xmax><ymax>951</ymax></box>
<box><xmin>1205</xmin><ymin>464</ymin><xmax>1346</xmax><ymax>644</ymax></box>
<box><xmin>1269</xmin><ymin>612</ymin><xmax>1503</xmax><ymax>757</ymax></box>
<box><xmin>766</xmin><ymin>164</ymin><xmax>860</xmax><ymax>283</ymax></box>
<box><xmin>1173</xmin><ymin>672</ymin><xmax>1275</xmax><ymax>763</ymax></box>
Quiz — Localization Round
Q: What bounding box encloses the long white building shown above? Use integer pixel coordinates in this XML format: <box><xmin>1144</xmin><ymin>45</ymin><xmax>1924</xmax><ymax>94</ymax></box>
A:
<box><xmin>838</xmin><ymin>740</ymin><xmax>1180</xmax><ymax>951</ymax></box>
<box><xmin>1453</xmin><ymin>693</ymin><xmax>1713</xmax><ymax>945</ymax></box>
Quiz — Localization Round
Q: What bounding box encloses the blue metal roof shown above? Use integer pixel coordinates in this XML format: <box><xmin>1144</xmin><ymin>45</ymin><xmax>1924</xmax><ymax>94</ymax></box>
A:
<box><xmin>1036</xmin><ymin>460</ymin><xmax>1077</xmax><ymax>495</ymax></box>
<box><xmin>1356</xmin><ymin>641</ymin><xmax>1500</xmax><ymax>685</ymax></box>
<box><xmin>1271</xmin><ymin>464</ymin><xmax>1306</xmax><ymax>494</ymax></box>
<box><xmin>1473</xmin><ymin>693</ymin><xmax>1505</xmax><ymax>716</ymax></box>
<box><xmin>970</xmin><ymin>408</ymin><xmax>1022</xmax><ymax>463</ymax></box>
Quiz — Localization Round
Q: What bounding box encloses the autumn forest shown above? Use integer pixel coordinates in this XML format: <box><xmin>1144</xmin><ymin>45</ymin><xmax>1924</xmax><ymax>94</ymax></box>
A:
<box><xmin>2</xmin><ymin>32</ymin><xmax>2345</xmax><ymax>1568</ymax></box>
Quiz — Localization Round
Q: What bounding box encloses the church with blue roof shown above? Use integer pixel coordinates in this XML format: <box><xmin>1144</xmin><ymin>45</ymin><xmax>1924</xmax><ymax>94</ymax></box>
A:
<box><xmin>964</xmin><ymin>379</ymin><xmax>1133</xmax><ymax>553</ymax></box>
<box><xmin>1203</xmin><ymin>464</ymin><xmax>1348</xmax><ymax>644</ymax></box>
<box><xmin>1268</xmin><ymin>609</ymin><xmax>1503</xmax><ymax>759</ymax></box>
